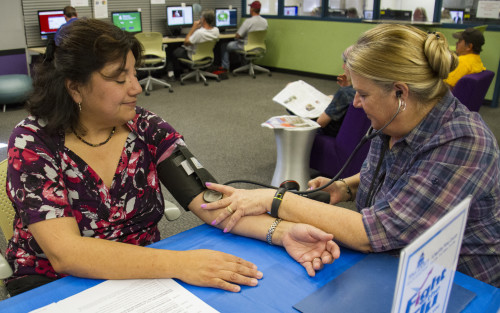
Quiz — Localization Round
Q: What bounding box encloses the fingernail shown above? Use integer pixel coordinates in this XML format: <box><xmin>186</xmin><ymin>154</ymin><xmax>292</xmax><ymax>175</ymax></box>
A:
<box><xmin>257</xmin><ymin>271</ymin><xmax>263</xmax><ymax>278</ymax></box>
<box><xmin>223</xmin><ymin>228</ymin><xmax>228</xmax><ymax>233</ymax></box>
<box><xmin>251</xmin><ymin>278</ymin><xmax>258</xmax><ymax>285</ymax></box>
<box><xmin>205</xmin><ymin>182</ymin><xmax>212</xmax><ymax>186</ymax></box>
<box><xmin>201</xmin><ymin>203</ymin><xmax>207</xmax><ymax>208</ymax></box>
<box><xmin>211</xmin><ymin>220</ymin><xmax>216</xmax><ymax>225</ymax></box>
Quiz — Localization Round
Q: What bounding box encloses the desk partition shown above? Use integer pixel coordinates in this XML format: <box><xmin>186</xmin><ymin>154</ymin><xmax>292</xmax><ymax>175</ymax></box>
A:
<box><xmin>0</xmin><ymin>224</ymin><xmax>498</xmax><ymax>312</ymax></box>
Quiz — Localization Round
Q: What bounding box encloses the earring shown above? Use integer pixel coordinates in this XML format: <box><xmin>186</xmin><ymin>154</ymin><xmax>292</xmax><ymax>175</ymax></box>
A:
<box><xmin>77</xmin><ymin>102</ymin><xmax>82</xmax><ymax>111</ymax></box>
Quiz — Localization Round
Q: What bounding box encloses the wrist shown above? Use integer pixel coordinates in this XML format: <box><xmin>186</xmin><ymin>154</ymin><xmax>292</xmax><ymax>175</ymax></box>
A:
<box><xmin>270</xmin><ymin>187</ymin><xmax>287</xmax><ymax>218</ymax></box>
<box><xmin>266</xmin><ymin>218</ymin><xmax>289</xmax><ymax>245</ymax></box>
<box><xmin>337</xmin><ymin>179</ymin><xmax>354</xmax><ymax>202</ymax></box>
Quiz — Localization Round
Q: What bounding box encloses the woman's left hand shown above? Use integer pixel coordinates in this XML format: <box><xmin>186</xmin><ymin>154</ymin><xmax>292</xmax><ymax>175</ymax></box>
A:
<box><xmin>281</xmin><ymin>223</ymin><xmax>340</xmax><ymax>277</ymax></box>
<box><xmin>202</xmin><ymin>183</ymin><xmax>274</xmax><ymax>232</ymax></box>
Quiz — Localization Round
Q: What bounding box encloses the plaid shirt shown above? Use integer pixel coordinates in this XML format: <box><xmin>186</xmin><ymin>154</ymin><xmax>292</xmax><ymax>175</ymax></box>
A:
<box><xmin>357</xmin><ymin>91</ymin><xmax>500</xmax><ymax>287</ymax></box>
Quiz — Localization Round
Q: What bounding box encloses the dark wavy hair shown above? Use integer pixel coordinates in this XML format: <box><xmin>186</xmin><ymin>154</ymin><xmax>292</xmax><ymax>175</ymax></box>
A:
<box><xmin>27</xmin><ymin>18</ymin><xmax>143</xmax><ymax>135</ymax></box>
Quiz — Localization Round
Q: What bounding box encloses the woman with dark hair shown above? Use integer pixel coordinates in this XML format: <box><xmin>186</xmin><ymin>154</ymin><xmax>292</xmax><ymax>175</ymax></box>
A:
<box><xmin>5</xmin><ymin>18</ymin><xmax>339</xmax><ymax>296</ymax></box>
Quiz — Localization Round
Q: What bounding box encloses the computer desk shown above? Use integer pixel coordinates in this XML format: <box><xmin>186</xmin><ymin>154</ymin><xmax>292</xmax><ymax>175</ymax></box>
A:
<box><xmin>163</xmin><ymin>33</ymin><xmax>236</xmax><ymax>44</ymax></box>
<box><xmin>26</xmin><ymin>34</ymin><xmax>236</xmax><ymax>55</ymax></box>
<box><xmin>1</xmin><ymin>224</ymin><xmax>498</xmax><ymax>312</ymax></box>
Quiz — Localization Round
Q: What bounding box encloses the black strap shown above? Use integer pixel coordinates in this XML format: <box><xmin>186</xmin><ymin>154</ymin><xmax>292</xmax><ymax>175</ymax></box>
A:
<box><xmin>271</xmin><ymin>187</ymin><xmax>287</xmax><ymax>218</ymax></box>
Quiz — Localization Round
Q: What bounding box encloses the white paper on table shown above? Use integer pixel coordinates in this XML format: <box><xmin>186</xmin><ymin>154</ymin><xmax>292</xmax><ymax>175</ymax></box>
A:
<box><xmin>272</xmin><ymin>80</ymin><xmax>332</xmax><ymax>119</ymax></box>
<box><xmin>30</xmin><ymin>279</ymin><xmax>219</xmax><ymax>313</ymax></box>
<box><xmin>261</xmin><ymin>115</ymin><xmax>320</xmax><ymax>129</ymax></box>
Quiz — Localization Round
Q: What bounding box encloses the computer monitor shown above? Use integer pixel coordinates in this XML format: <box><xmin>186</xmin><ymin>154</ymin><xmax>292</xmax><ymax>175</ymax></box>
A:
<box><xmin>284</xmin><ymin>6</ymin><xmax>298</xmax><ymax>16</ymax></box>
<box><xmin>37</xmin><ymin>10</ymin><xmax>66</xmax><ymax>39</ymax></box>
<box><xmin>215</xmin><ymin>8</ymin><xmax>238</xmax><ymax>31</ymax></box>
<box><xmin>448</xmin><ymin>9</ymin><xmax>464</xmax><ymax>24</ymax></box>
<box><xmin>380</xmin><ymin>9</ymin><xmax>412</xmax><ymax>21</ymax></box>
<box><xmin>166</xmin><ymin>6</ymin><xmax>194</xmax><ymax>36</ymax></box>
<box><xmin>111</xmin><ymin>11</ymin><xmax>142</xmax><ymax>33</ymax></box>
<box><xmin>363</xmin><ymin>10</ymin><xmax>373</xmax><ymax>19</ymax></box>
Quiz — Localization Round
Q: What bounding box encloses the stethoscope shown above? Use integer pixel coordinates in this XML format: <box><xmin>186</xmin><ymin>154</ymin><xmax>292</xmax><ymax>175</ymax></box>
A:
<box><xmin>224</xmin><ymin>92</ymin><xmax>406</xmax><ymax>202</ymax></box>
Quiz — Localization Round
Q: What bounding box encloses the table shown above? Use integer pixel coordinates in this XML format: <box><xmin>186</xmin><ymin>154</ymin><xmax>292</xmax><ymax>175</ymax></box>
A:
<box><xmin>0</xmin><ymin>224</ymin><xmax>498</xmax><ymax>312</ymax></box>
<box><xmin>26</xmin><ymin>34</ymin><xmax>236</xmax><ymax>55</ymax></box>
<box><xmin>163</xmin><ymin>33</ymin><xmax>236</xmax><ymax>44</ymax></box>
<box><xmin>266</xmin><ymin>118</ymin><xmax>320</xmax><ymax>190</ymax></box>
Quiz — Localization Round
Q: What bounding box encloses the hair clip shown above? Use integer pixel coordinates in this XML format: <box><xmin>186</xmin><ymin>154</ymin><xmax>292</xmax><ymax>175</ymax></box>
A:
<box><xmin>427</xmin><ymin>31</ymin><xmax>440</xmax><ymax>39</ymax></box>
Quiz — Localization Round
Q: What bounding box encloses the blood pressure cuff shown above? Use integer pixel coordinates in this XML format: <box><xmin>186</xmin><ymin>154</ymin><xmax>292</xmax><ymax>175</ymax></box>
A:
<box><xmin>157</xmin><ymin>145</ymin><xmax>217</xmax><ymax>210</ymax></box>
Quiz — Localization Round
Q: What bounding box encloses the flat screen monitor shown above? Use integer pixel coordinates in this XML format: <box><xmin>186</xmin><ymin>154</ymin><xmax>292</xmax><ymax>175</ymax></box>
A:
<box><xmin>449</xmin><ymin>9</ymin><xmax>464</xmax><ymax>24</ymax></box>
<box><xmin>111</xmin><ymin>11</ymin><xmax>142</xmax><ymax>33</ymax></box>
<box><xmin>166</xmin><ymin>6</ymin><xmax>194</xmax><ymax>27</ymax></box>
<box><xmin>380</xmin><ymin>9</ymin><xmax>412</xmax><ymax>21</ymax></box>
<box><xmin>363</xmin><ymin>10</ymin><xmax>373</xmax><ymax>19</ymax></box>
<box><xmin>284</xmin><ymin>6</ymin><xmax>298</xmax><ymax>16</ymax></box>
<box><xmin>215</xmin><ymin>8</ymin><xmax>238</xmax><ymax>29</ymax></box>
<box><xmin>112</xmin><ymin>11</ymin><xmax>142</xmax><ymax>33</ymax></box>
<box><xmin>38</xmin><ymin>10</ymin><xmax>66</xmax><ymax>37</ymax></box>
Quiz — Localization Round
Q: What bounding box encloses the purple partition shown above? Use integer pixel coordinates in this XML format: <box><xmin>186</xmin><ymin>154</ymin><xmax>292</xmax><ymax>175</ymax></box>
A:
<box><xmin>0</xmin><ymin>49</ymin><xmax>28</xmax><ymax>75</ymax></box>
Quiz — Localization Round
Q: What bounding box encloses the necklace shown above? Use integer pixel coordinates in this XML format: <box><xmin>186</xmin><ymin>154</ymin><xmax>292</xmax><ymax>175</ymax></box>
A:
<box><xmin>73</xmin><ymin>127</ymin><xmax>116</xmax><ymax>147</ymax></box>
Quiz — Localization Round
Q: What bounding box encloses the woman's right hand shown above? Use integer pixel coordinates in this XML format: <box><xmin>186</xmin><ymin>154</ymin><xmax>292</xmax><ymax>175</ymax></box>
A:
<box><xmin>175</xmin><ymin>249</ymin><xmax>263</xmax><ymax>292</ymax></box>
<box><xmin>307</xmin><ymin>177</ymin><xmax>346</xmax><ymax>204</ymax></box>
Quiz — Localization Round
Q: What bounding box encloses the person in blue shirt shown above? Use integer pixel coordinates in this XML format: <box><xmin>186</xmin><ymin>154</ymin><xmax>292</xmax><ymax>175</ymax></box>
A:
<box><xmin>54</xmin><ymin>6</ymin><xmax>78</xmax><ymax>46</ymax></box>
<box><xmin>316</xmin><ymin>45</ymin><xmax>355</xmax><ymax>137</ymax></box>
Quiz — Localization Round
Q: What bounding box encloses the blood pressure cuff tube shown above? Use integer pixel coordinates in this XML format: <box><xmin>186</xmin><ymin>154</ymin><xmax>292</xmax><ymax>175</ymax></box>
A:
<box><xmin>157</xmin><ymin>145</ymin><xmax>217</xmax><ymax>210</ymax></box>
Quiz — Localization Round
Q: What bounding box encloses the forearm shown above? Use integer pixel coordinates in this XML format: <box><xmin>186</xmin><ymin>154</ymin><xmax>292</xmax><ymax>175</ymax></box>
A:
<box><xmin>279</xmin><ymin>193</ymin><xmax>371</xmax><ymax>252</ymax></box>
<box><xmin>317</xmin><ymin>112</ymin><xmax>332</xmax><ymax>128</ymax></box>
<box><xmin>29</xmin><ymin>218</ymin><xmax>186</xmax><ymax>280</ymax></box>
<box><xmin>190</xmin><ymin>192</ymin><xmax>284</xmax><ymax>244</ymax></box>
<box><xmin>342</xmin><ymin>173</ymin><xmax>360</xmax><ymax>201</ymax></box>
<box><xmin>58</xmin><ymin>237</ymin><xmax>183</xmax><ymax>279</ymax></box>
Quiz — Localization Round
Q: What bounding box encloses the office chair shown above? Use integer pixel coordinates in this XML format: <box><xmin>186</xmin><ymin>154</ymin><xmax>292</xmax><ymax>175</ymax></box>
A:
<box><xmin>135</xmin><ymin>32</ymin><xmax>173</xmax><ymax>95</ymax></box>
<box><xmin>310</xmin><ymin>104</ymin><xmax>372</xmax><ymax>179</ymax></box>
<box><xmin>452</xmin><ymin>70</ymin><xmax>495</xmax><ymax>112</ymax></box>
<box><xmin>233</xmin><ymin>30</ymin><xmax>271</xmax><ymax>78</ymax></box>
<box><xmin>179</xmin><ymin>40</ymin><xmax>220</xmax><ymax>86</ymax></box>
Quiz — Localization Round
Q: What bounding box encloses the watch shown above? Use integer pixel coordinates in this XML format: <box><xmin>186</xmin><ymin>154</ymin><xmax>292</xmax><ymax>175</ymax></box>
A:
<box><xmin>270</xmin><ymin>187</ymin><xmax>287</xmax><ymax>218</ymax></box>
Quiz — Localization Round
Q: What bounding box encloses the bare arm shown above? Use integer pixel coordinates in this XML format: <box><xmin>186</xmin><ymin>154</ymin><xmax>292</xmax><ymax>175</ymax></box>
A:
<box><xmin>28</xmin><ymin>193</ymin><xmax>262</xmax><ymax>292</ymax></box>
<box><xmin>184</xmin><ymin>20</ymin><xmax>201</xmax><ymax>46</ymax></box>
<box><xmin>316</xmin><ymin>112</ymin><xmax>332</xmax><ymax>128</ymax></box>
<box><xmin>204</xmin><ymin>173</ymin><xmax>371</xmax><ymax>252</ymax></box>
<box><xmin>189</xmin><ymin>193</ymin><xmax>341</xmax><ymax>276</ymax></box>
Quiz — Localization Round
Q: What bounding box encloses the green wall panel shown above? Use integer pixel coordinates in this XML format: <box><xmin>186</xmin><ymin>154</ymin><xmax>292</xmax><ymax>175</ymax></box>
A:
<box><xmin>258</xmin><ymin>19</ymin><xmax>499</xmax><ymax>100</ymax></box>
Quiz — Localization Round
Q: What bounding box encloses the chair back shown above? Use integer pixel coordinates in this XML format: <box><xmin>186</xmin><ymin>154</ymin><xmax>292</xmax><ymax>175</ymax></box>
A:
<box><xmin>135</xmin><ymin>32</ymin><xmax>165</xmax><ymax>63</ymax></box>
<box><xmin>244</xmin><ymin>30</ymin><xmax>267</xmax><ymax>53</ymax></box>
<box><xmin>191</xmin><ymin>40</ymin><xmax>217</xmax><ymax>62</ymax></box>
<box><xmin>0</xmin><ymin>159</ymin><xmax>15</xmax><ymax>244</ymax></box>
<box><xmin>474</xmin><ymin>25</ymin><xmax>487</xmax><ymax>33</ymax></box>
<box><xmin>452</xmin><ymin>70</ymin><xmax>494</xmax><ymax>112</ymax></box>
<box><xmin>310</xmin><ymin>104</ymin><xmax>372</xmax><ymax>178</ymax></box>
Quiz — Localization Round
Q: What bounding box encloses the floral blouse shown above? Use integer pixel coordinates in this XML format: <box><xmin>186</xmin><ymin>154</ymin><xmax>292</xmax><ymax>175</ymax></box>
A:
<box><xmin>5</xmin><ymin>107</ymin><xmax>183</xmax><ymax>281</ymax></box>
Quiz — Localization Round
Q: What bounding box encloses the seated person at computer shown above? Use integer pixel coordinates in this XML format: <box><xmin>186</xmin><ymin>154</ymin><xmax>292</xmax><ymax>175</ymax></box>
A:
<box><xmin>4</xmin><ymin>18</ymin><xmax>340</xmax><ymax>296</ymax></box>
<box><xmin>316</xmin><ymin>45</ymin><xmax>355</xmax><ymax>137</ymax></box>
<box><xmin>54</xmin><ymin>6</ymin><xmax>78</xmax><ymax>46</ymax></box>
<box><xmin>221</xmin><ymin>1</ymin><xmax>268</xmax><ymax>71</ymax></box>
<box><xmin>168</xmin><ymin>10</ymin><xmax>220</xmax><ymax>80</ymax></box>
<box><xmin>413</xmin><ymin>7</ymin><xmax>427</xmax><ymax>21</ymax></box>
<box><xmin>346</xmin><ymin>8</ymin><xmax>358</xmax><ymax>18</ymax></box>
<box><xmin>444</xmin><ymin>28</ymin><xmax>485</xmax><ymax>88</ymax></box>
<box><xmin>203</xmin><ymin>24</ymin><xmax>500</xmax><ymax>287</ymax></box>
